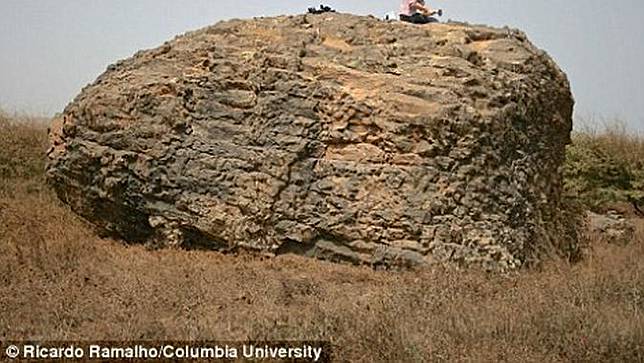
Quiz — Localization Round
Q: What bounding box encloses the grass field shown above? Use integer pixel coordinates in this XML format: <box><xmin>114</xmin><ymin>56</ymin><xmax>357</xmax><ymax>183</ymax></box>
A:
<box><xmin>1</xmin><ymin>112</ymin><xmax>643</xmax><ymax>362</ymax></box>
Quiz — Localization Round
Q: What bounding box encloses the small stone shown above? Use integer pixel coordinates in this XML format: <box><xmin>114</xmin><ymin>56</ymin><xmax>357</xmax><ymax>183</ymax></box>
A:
<box><xmin>586</xmin><ymin>211</ymin><xmax>635</xmax><ymax>244</ymax></box>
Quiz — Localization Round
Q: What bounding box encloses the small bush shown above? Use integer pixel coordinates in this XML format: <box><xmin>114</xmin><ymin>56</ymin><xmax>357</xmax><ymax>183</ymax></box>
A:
<box><xmin>564</xmin><ymin>122</ymin><xmax>644</xmax><ymax>212</ymax></box>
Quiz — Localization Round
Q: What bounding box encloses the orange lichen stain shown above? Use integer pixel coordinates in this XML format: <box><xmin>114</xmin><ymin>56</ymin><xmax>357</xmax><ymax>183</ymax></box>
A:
<box><xmin>245</xmin><ymin>26</ymin><xmax>283</xmax><ymax>42</ymax></box>
<box><xmin>324</xmin><ymin>143</ymin><xmax>386</xmax><ymax>163</ymax></box>
<box><xmin>389</xmin><ymin>93</ymin><xmax>443</xmax><ymax>117</ymax></box>
<box><xmin>470</xmin><ymin>39</ymin><xmax>495</xmax><ymax>52</ymax></box>
<box><xmin>322</xmin><ymin>37</ymin><xmax>353</xmax><ymax>52</ymax></box>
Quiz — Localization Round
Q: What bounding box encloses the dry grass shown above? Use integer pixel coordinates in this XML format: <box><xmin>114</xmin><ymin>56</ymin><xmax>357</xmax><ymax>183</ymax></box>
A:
<box><xmin>574</xmin><ymin>120</ymin><xmax>644</xmax><ymax>166</ymax></box>
<box><xmin>1</xmin><ymin>115</ymin><xmax>643</xmax><ymax>362</ymax></box>
<box><xmin>0</xmin><ymin>112</ymin><xmax>49</xmax><ymax>186</ymax></box>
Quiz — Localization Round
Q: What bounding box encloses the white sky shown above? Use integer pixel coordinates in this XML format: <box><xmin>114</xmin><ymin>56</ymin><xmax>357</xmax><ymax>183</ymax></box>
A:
<box><xmin>1</xmin><ymin>0</ymin><xmax>643</xmax><ymax>131</ymax></box>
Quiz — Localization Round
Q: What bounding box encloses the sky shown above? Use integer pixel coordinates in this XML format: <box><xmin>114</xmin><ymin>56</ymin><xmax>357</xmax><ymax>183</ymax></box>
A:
<box><xmin>1</xmin><ymin>0</ymin><xmax>643</xmax><ymax>132</ymax></box>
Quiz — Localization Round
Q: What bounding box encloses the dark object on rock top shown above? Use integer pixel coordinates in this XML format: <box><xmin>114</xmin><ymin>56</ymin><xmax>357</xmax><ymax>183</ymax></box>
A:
<box><xmin>308</xmin><ymin>5</ymin><xmax>336</xmax><ymax>15</ymax></box>
<box><xmin>400</xmin><ymin>9</ymin><xmax>443</xmax><ymax>24</ymax></box>
<box><xmin>399</xmin><ymin>13</ymin><xmax>438</xmax><ymax>24</ymax></box>
<box><xmin>47</xmin><ymin>14</ymin><xmax>577</xmax><ymax>270</ymax></box>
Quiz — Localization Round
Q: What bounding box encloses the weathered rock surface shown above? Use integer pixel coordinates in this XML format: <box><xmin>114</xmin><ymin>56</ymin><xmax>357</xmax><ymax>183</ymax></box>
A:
<box><xmin>47</xmin><ymin>14</ymin><xmax>577</xmax><ymax>269</ymax></box>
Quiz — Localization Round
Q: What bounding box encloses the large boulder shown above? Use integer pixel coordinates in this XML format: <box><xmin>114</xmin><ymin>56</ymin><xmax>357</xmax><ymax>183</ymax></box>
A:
<box><xmin>47</xmin><ymin>13</ymin><xmax>576</xmax><ymax>269</ymax></box>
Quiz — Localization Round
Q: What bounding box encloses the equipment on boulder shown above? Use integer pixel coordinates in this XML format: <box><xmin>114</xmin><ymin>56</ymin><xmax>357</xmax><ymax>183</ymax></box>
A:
<box><xmin>400</xmin><ymin>12</ymin><xmax>440</xmax><ymax>24</ymax></box>
<box><xmin>386</xmin><ymin>9</ymin><xmax>442</xmax><ymax>21</ymax></box>
<box><xmin>308</xmin><ymin>4</ymin><xmax>336</xmax><ymax>14</ymax></box>
<box><xmin>399</xmin><ymin>4</ymin><xmax>444</xmax><ymax>24</ymax></box>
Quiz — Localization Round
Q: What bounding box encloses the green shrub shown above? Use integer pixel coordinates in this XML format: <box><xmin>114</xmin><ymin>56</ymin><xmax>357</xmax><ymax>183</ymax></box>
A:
<box><xmin>564</xmin><ymin>123</ymin><xmax>644</xmax><ymax>211</ymax></box>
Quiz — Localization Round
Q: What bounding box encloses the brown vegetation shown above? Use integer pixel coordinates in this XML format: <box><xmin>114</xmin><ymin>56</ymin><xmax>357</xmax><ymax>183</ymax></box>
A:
<box><xmin>1</xmin><ymin>114</ymin><xmax>643</xmax><ymax>362</ymax></box>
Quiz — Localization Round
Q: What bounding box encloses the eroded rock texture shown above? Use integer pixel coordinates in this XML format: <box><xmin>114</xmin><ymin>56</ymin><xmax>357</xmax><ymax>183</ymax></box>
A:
<box><xmin>47</xmin><ymin>14</ymin><xmax>576</xmax><ymax>269</ymax></box>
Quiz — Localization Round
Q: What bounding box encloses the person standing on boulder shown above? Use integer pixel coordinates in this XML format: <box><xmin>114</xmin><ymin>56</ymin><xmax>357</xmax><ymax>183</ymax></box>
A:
<box><xmin>399</xmin><ymin>0</ymin><xmax>438</xmax><ymax>24</ymax></box>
